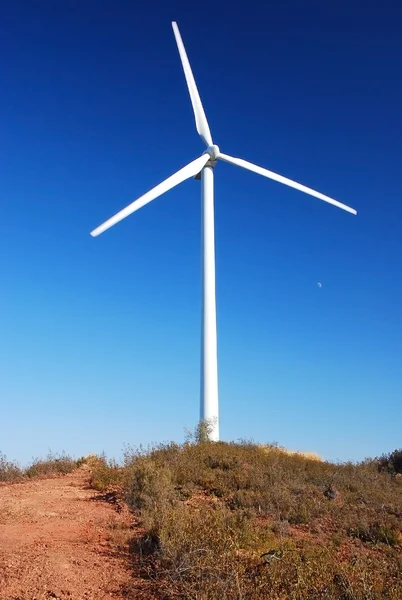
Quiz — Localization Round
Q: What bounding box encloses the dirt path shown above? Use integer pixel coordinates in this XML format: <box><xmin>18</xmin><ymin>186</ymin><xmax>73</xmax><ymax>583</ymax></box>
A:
<box><xmin>0</xmin><ymin>468</ymin><xmax>140</xmax><ymax>600</ymax></box>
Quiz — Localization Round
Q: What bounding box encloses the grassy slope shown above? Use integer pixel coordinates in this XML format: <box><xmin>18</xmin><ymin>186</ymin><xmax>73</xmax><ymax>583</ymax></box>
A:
<box><xmin>90</xmin><ymin>441</ymin><xmax>402</xmax><ymax>600</ymax></box>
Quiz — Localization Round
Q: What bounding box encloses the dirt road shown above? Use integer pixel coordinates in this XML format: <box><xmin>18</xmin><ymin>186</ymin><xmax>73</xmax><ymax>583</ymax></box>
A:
<box><xmin>0</xmin><ymin>468</ymin><xmax>139</xmax><ymax>600</ymax></box>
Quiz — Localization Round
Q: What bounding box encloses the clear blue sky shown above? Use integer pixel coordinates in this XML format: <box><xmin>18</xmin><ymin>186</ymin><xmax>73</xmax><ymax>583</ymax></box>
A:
<box><xmin>1</xmin><ymin>1</ymin><xmax>401</xmax><ymax>465</ymax></box>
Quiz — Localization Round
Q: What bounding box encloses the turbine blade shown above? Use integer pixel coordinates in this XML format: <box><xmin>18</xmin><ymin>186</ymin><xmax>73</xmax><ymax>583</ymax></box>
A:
<box><xmin>218</xmin><ymin>153</ymin><xmax>357</xmax><ymax>215</ymax></box>
<box><xmin>172</xmin><ymin>21</ymin><xmax>213</xmax><ymax>147</ymax></box>
<box><xmin>90</xmin><ymin>154</ymin><xmax>210</xmax><ymax>237</ymax></box>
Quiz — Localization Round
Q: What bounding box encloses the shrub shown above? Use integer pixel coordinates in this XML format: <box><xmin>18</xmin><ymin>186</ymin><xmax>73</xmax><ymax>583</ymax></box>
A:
<box><xmin>25</xmin><ymin>451</ymin><xmax>77</xmax><ymax>478</ymax></box>
<box><xmin>89</xmin><ymin>455</ymin><xmax>124</xmax><ymax>491</ymax></box>
<box><xmin>119</xmin><ymin>438</ymin><xmax>402</xmax><ymax>599</ymax></box>
<box><xmin>348</xmin><ymin>520</ymin><xmax>400</xmax><ymax>547</ymax></box>
<box><xmin>378</xmin><ymin>449</ymin><xmax>402</xmax><ymax>476</ymax></box>
<box><xmin>125</xmin><ymin>458</ymin><xmax>177</xmax><ymax>516</ymax></box>
<box><xmin>0</xmin><ymin>452</ymin><xmax>23</xmax><ymax>482</ymax></box>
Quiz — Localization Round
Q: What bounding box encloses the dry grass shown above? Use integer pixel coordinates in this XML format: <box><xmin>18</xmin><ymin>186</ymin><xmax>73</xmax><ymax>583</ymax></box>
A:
<box><xmin>3</xmin><ymin>442</ymin><xmax>401</xmax><ymax>598</ymax></box>
<box><xmin>25</xmin><ymin>451</ymin><xmax>78</xmax><ymax>478</ymax></box>
<box><xmin>88</xmin><ymin>454</ymin><xmax>125</xmax><ymax>491</ymax></box>
<box><xmin>259</xmin><ymin>444</ymin><xmax>322</xmax><ymax>461</ymax></box>
<box><xmin>0</xmin><ymin>450</ymin><xmax>79</xmax><ymax>482</ymax></box>
<box><xmin>91</xmin><ymin>439</ymin><xmax>402</xmax><ymax>599</ymax></box>
<box><xmin>0</xmin><ymin>452</ymin><xmax>23</xmax><ymax>482</ymax></box>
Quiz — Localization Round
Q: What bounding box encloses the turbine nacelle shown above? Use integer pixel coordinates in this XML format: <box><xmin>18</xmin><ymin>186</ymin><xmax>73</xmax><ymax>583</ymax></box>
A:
<box><xmin>90</xmin><ymin>21</ymin><xmax>357</xmax><ymax>238</ymax></box>
<box><xmin>204</xmin><ymin>145</ymin><xmax>220</xmax><ymax>161</ymax></box>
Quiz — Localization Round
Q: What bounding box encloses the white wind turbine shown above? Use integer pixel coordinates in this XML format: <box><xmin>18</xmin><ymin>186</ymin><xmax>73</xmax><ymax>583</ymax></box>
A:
<box><xmin>90</xmin><ymin>21</ymin><xmax>357</xmax><ymax>441</ymax></box>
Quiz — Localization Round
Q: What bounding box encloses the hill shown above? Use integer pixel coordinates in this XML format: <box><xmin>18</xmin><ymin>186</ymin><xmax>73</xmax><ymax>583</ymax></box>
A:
<box><xmin>1</xmin><ymin>443</ymin><xmax>401</xmax><ymax>598</ymax></box>
<box><xmin>89</xmin><ymin>440</ymin><xmax>402</xmax><ymax>599</ymax></box>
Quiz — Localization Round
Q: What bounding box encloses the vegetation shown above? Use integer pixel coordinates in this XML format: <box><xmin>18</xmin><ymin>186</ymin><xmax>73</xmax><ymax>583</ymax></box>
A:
<box><xmin>0</xmin><ymin>450</ymin><xmax>79</xmax><ymax>482</ymax></box>
<box><xmin>88</xmin><ymin>454</ymin><xmax>124</xmax><ymax>491</ymax></box>
<box><xmin>0</xmin><ymin>452</ymin><xmax>23</xmax><ymax>482</ymax></box>
<box><xmin>377</xmin><ymin>449</ymin><xmax>402</xmax><ymax>477</ymax></box>
<box><xmin>90</xmin><ymin>439</ymin><xmax>402</xmax><ymax>600</ymax></box>
<box><xmin>2</xmin><ymin>439</ymin><xmax>401</xmax><ymax>598</ymax></box>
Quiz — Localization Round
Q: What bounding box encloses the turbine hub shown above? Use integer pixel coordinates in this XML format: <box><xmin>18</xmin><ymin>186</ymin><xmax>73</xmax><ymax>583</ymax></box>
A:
<box><xmin>205</xmin><ymin>144</ymin><xmax>220</xmax><ymax>161</ymax></box>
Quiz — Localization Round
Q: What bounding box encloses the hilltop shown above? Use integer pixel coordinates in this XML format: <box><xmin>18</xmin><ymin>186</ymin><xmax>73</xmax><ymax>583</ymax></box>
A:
<box><xmin>1</xmin><ymin>443</ymin><xmax>401</xmax><ymax>599</ymax></box>
<box><xmin>91</xmin><ymin>440</ymin><xmax>402</xmax><ymax>599</ymax></box>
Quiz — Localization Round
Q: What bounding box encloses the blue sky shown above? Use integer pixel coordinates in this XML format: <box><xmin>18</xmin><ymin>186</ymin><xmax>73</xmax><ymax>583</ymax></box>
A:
<box><xmin>1</xmin><ymin>1</ymin><xmax>401</xmax><ymax>465</ymax></box>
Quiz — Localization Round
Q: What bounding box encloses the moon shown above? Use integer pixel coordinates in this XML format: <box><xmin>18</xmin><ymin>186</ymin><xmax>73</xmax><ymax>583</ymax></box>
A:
<box><xmin>317</xmin><ymin>282</ymin><xmax>322</xmax><ymax>288</ymax></box>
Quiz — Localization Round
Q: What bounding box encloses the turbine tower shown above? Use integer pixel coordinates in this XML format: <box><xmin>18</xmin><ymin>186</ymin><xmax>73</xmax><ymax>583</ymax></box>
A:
<box><xmin>90</xmin><ymin>22</ymin><xmax>357</xmax><ymax>442</ymax></box>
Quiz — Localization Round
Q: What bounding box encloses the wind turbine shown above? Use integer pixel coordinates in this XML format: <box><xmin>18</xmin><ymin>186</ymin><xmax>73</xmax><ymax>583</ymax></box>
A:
<box><xmin>90</xmin><ymin>21</ymin><xmax>357</xmax><ymax>442</ymax></box>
